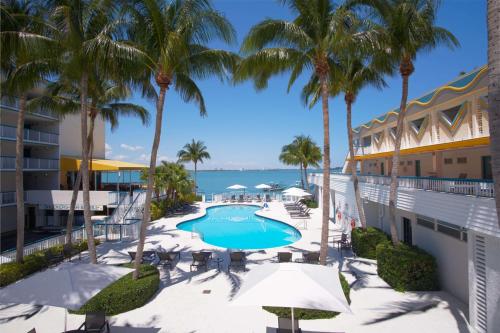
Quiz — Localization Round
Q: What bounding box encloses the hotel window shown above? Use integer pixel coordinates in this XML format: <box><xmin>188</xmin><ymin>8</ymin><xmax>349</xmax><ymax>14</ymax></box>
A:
<box><xmin>444</xmin><ymin>158</ymin><xmax>453</xmax><ymax>165</ymax></box>
<box><xmin>416</xmin><ymin>215</ymin><xmax>435</xmax><ymax>230</ymax></box>
<box><xmin>457</xmin><ymin>157</ymin><xmax>467</xmax><ymax>164</ymax></box>
<box><xmin>407</xmin><ymin>161</ymin><xmax>413</xmax><ymax>166</ymax></box>
<box><xmin>436</xmin><ymin>220</ymin><xmax>467</xmax><ymax>241</ymax></box>
<box><xmin>399</xmin><ymin>161</ymin><xmax>405</xmax><ymax>166</ymax></box>
<box><xmin>362</xmin><ymin>136</ymin><xmax>372</xmax><ymax>147</ymax></box>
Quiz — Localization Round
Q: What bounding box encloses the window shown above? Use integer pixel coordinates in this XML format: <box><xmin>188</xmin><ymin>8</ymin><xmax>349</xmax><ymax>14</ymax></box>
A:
<box><xmin>457</xmin><ymin>157</ymin><xmax>467</xmax><ymax>164</ymax></box>
<box><xmin>362</xmin><ymin>136</ymin><xmax>372</xmax><ymax>147</ymax></box>
<box><xmin>444</xmin><ymin>158</ymin><xmax>453</xmax><ymax>165</ymax></box>
<box><xmin>417</xmin><ymin>215</ymin><xmax>435</xmax><ymax>230</ymax></box>
<box><xmin>400</xmin><ymin>161</ymin><xmax>405</xmax><ymax>166</ymax></box>
<box><xmin>407</xmin><ymin>161</ymin><xmax>413</xmax><ymax>166</ymax></box>
<box><xmin>436</xmin><ymin>220</ymin><xmax>466</xmax><ymax>241</ymax></box>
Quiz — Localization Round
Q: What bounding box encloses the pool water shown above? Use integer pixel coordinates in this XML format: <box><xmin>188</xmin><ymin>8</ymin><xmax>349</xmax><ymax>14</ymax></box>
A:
<box><xmin>176</xmin><ymin>205</ymin><xmax>301</xmax><ymax>249</ymax></box>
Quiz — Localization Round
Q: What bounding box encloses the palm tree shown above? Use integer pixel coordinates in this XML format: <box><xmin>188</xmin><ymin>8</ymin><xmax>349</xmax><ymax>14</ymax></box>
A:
<box><xmin>237</xmin><ymin>0</ymin><xmax>349</xmax><ymax>265</ymax></box>
<box><xmin>177</xmin><ymin>139</ymin><xmax>211</xmax><ymax>191</ymax></box>
<box><xmin>487</xmin><ymin>0</ymin><xmax>500</xmax><ymax>227</ymax></box>
<box><xmin>127</xmin><ymin>0</ymin><xmax>237</xmax><ymax>279</ymax></box>
<box><xmin>351</xmin><ymin>0</ymin><xmax>459</xmax><ymax>244</ymax></box>
<box><xmin>1</xmin><ymin>0</ymin><xmax>57</xmax><ymax>263</ymax></box>
<box><xmin>295</xmin><ymin>135</ymin><xmax>322</xmax><ymax>192</ymax></box>
<box><xmin>279</xmin><ymin>141</ymin><xmax>304</xmax><ymax>188</ymax></box>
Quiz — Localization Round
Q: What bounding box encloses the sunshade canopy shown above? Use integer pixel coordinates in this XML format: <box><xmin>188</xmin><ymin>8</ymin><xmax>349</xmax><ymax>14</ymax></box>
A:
<box><xmin>227</xmin><ymin>184</ymin><xmax>247</xmax><ymax>190</ymax></box>
<box><xmin>255</xmin><ymin>184</ymin><xmax>272</xmax><ymax>189</ymax></box>
<box><xmin>282</xmin><ymin>187</ymin><xmax>311</xmax><ymax>197</ymax></box>
<box><xmin>61</xmin><ymin>156</ymin><xmax>147</xmax><ymax>172</ymax></box>
<box><xmin>232</xmin><ymin>263</ymin><xmax>351</xmax><ymax>313</ymax></box>
<box><xmin>0</xmin><ymin>262</ymin><xmax>133</xmax><ymax>310</ymax></box>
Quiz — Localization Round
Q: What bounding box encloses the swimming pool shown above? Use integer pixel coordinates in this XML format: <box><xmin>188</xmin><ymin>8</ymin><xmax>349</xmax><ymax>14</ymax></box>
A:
<box><xmin>176</xmin><ymin>205</ymin><xmax>301</xmax><ymax>249</ymax></box>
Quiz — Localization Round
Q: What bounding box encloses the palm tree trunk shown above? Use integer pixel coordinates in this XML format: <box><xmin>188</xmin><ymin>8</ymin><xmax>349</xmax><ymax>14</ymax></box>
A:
<box><xmin>346</xmin><ymin>97</ymin><xmax>367</xmax><ymax>230</ymax></box>
<box><xmin>318</xmin><ymin>73</ymin><xmax>331</xmax><ymax>266</ymax></box>
<box><xmin>80</xmin><ymin>72</ymin><xmax>97</xmax><ymax>263</ymax></box>
<box><xmin>66</xmin><ymin>115</ymin><xmax>95</xmax><ymax>245</ymax></box>
<box><xmin>388</xmin><ymin>59</ymin><xmax>414</xmax><ymax>245</ymax></box>
<box><xmin>299</xmin><ymin>163</ymin><xmax>304</xmax><ymax>189</ymax></box>
<box><xmin>133</xmin><ymin>86</ymin><xmax>166</xmax><ymax>280</ymax></box>
<box><xmin>304</xmin><ymin>165</ymin><xmax>310</xmax><ymax>192</ymax></box>
<box><xmin>15</xmin><ymin>94</ymin><xmax>27</xmax><ymax>263</ymax></box>
<box><xmin>487</xmin><ymin>0</ymin><xmax>500</xmax><ymax>228</ymax></box>
<box><xmin>194</xmin><ymin>162</ymin><xmax>197</xmax><ymax>193</ymax></box>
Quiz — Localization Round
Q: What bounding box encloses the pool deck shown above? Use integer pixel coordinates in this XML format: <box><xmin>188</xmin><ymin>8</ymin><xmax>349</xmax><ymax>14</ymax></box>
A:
<box><xmin>0</xmin><ymin>201</ymin><xmax>471</xmax><ymax>333</ymax></box>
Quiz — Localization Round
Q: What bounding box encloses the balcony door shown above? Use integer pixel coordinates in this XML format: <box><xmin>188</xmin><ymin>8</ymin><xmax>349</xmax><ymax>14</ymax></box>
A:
<box><xmin>415</xmin><ymin>160</ymin><xmax>421</xmax><ymax>177</ymax></box>
<box><xmin>482</xmin><ymin>156</ymin><xmax>492</xmax><ymax>180</ymax></box>
<box><xmin>380</xmin><ymin>162</ymin><xmax>385</xmax><ymax>176</ymax></box>
<box><xmin>402</xmin><ymin>217</ymin><xmax>412</xmax><ymax>245</ymax></box>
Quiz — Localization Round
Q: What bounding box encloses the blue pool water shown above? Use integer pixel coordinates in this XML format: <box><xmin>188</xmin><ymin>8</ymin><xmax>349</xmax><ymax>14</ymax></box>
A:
<box><xmin>176</xmin><ymin>205</ymin><xmax>301</xmax><ymax>249</ymax></box>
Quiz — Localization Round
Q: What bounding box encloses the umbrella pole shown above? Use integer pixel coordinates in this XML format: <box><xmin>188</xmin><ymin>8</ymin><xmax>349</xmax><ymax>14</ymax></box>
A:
<box><xmin>291</xmin><ymin>307</ymin><xmax>295</xmax><ymax>333</ymax></box>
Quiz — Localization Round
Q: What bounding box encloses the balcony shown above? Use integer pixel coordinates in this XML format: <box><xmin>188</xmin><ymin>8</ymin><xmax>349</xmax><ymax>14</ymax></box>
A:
<box><xmin>0</xmin><ymin>156</ymin><xmax>59</xmax><ymax>171</ymax></box>
<box><xmin>0</xmin><ymin>98</ymin><xmax>59</xmax><ymax>120</ymax></box>
<box><xmin>0</xmin><ymin>125</ymin><xmax>59</xmax><ymax>145</ymax></box>
<box><xmin>0</xmin><ymin>191</ymin><xmax>15</xmax><ymax>206</ymax></box>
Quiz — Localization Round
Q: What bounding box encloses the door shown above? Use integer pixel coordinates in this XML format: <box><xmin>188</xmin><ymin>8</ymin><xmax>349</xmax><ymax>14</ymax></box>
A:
<box><xmin>415</xmin><ymin>160</ymin><xmax>421</xmax><ymax>177</ymax></box>
<box><xmin>482</xmin><ymin>156</ymin><xmax>492</xmax><ymax>180</ymax></box>
<box><xmin>380</xmin><ymin>162</ymin><xmax>385</xmax><ymax>176</ymax></box>
<box><xmin>402</xmin><ymin>217</ymin><xmax>412</xmax><ymax>245</ymax></box>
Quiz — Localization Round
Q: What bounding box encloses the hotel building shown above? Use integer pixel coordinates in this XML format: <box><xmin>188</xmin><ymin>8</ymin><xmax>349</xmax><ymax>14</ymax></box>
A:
<box><xmin>309</xmin><ymin>66</ymin><xmax>499</xmax><ymax>333</ymax></box>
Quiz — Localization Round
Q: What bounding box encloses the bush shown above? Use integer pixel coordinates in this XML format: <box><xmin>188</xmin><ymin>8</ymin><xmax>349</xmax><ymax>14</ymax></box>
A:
<box><xmin>376</xmin><ymin>242</ymin><xmax>439</xmax><ymax>292</ymax></box>
<box><xmin>263</xmin><ymin>273</ymin><xmax>350</xmax><ymax>320</ymax></box>
<box><xmin>0</xmin><ymin>238</ymin><xmax>101</xmax><ymax>287</ymax></box>
<box><xmin>151</xmin><ymin>200</ymin><xmax>167</xmax><ymax>220</ymax></box>
<box><xmin>73</xmin><ymin>264</ymin><xmax>160</xmax><ymax>315</ymax></box>
<box><xmin>302</xmin><ymin>199</ymin><xmax>318</xmax><ymax>208</ymax></box>
<box><xmin>351</xmin><ymin>227</ymin><xmax>390</xmax><ymax>259</ymax></box>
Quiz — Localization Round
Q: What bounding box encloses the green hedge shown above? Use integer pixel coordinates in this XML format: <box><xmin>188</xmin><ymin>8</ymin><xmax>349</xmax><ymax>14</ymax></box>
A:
<box><xmin>0</xmin><ymin>239</ymin><xmax>101</xmax><ymax>287</ymax></box>
<box><xmin>376</xmin><ymin>242</ymin><xmax>439</xmax><ymax>292</ymax></box>
<box><xmin>263</xmin><ymin>273</ymin><xmax>350</xmax><ymax>320</ymax></box>
<box><xmin>351</xmin><ymin>227</ymin><xmax>390</xmax><ymax>259</ymax></box>
<box><xmin>73</xmin><ymin>264</ymin><xmax>160</xmax><ymax>315</ymax></box>
<box><xmin>303</xmin><ymin>199</ymin><xmax>318</xmax><ymax>208</ymax></box>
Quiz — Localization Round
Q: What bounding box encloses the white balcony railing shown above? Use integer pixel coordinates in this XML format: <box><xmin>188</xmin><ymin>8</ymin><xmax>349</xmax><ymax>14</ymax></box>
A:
<box><xmin>1</xmin><ymin>98</ymin><xmax>59</xmax><ymax>119</ymax></box>
<box><xmin>0</xmin><ymin>156</ymin><xmax>59</xmax><ymax>170</ymax></box>
<box><xmin>0</xmin><ymin>125</ymin><xmax>59</xmax><ymax>145</ymax></box>
<box><xmin>0</xmin><ymin>191</ymin><xmax>15</xmax><ymax>206</ymax></box>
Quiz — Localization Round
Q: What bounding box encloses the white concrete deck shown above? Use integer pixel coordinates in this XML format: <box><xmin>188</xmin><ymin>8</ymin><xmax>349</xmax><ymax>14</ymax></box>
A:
<box><xmin>0</xmin><ymin>202</ymin><xmax>471</xmax><ymax>333</ymax></box>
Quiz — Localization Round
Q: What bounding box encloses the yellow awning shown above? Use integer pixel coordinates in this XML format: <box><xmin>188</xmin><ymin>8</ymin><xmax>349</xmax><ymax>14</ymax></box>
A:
<box><xmin>61</xmin><ymin>156</ymin><xmax>147</xmax><ymax>172</ymax></box>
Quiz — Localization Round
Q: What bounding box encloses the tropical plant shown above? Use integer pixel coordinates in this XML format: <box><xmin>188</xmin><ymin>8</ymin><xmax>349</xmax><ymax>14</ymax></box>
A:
<box><xmin>127</xmin><ymin>0</ymin><xmax>237</xmax><ymax>279</ymax></box>
<box><xmin>487</xmin><ymin>0</ymin><xmax>500</xmax><ymax>227</ymax></box>
<box><xmin>279</xmin><ymin>141</ymin><xmax>304</xmax><ymax>188</ymax></box>
<box><xmin>1</xmin><ymin>0</ymin><xmax>57</xmax><ymax>263</ymax></box>
<box><xmin>177</xmin><ymin>139</ymin><xmax>211</xmax><ymax>191</ymax></box>
<box><xmin>350</xmin><ymin>0</ymin><xmax>459</xmax><ymax>243</ymax></box>
<box><xmin>295</xmin><ymin>135</ymin><xmax>322</xmax><ymax>192</ymax></box>
<box><xmin>236</xmin><ymin>0</ymin><xmax>350</xmax><ymax>264</ymax></box>
<box><xmin>140</xmin><ymin>161</ymin><xmax>194</xmax><ymax>200</ymax></box>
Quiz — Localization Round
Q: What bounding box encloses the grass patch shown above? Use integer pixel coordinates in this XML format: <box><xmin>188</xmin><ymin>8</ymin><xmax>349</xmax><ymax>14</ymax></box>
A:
<box><xmin>263</xmin><ymin>272</ymin><xmax>350</xmax><ymax>320</ymax></box>
<box><xmin>72</xmin><ymin>264</ymin><xmax>160</xmax><ymax>316</ymax></box>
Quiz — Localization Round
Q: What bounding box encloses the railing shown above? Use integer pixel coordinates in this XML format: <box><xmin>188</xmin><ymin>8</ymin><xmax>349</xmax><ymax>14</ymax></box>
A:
<box><xmin>106</xmin><ymin>193</ymin><xmax>132</xmax><ymax>224</ymax></box>
<box><xmin>1</xmin><ymin>98</ymin><xmax>59</xmax><ymax>119</ymax></box>
<box><xmin>94</xmin><ymin>219</ymin><xmax>141</xmax><ymax>242</ymax></box>
<box><xmin>108</xmin><ymin>191</ymin><xmax>129</xmax><ymax>206</ymax></box>
<box><xmin>357</xmin><ymin>174</ymin><xmax>494</xmax><ymax>198</ymax></box>
<box><xmin>0</xmin><ymin>125</ymin><xmax>59</xmax><ymax>145</ymax></box>
<box><xmin>0</xmin><ymin>156</ymin><xmax>59</xmax><ymax>170</ymax></box>
<box><xmin>0</xmin><ymin>226</ymin><xmax>87</xmax><ymax>264</ymax></box>
<box><xmin>0</xmin><ymin>191</ymin><xmax>16</xmax><ymax>206</ymax></box>
<box><xmin>123</xmin><ymin>191</ymin><xmax>146</xmax><ymax>221</ymax></box>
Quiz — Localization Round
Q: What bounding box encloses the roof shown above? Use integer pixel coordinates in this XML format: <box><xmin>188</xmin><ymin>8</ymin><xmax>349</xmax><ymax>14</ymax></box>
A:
<box><xmin>61</xmin><ymin>156</ymin><xmax>147</xmax><ymax>171</ymax></box>
<box><xmin>353</xmin><ymin>65</ymin><xmax>488</xmax><ymax>133</ymax></box>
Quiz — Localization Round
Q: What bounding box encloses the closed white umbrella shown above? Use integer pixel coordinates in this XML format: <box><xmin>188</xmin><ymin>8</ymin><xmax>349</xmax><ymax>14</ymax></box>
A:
<box><xmin>227</xmin><ymin>184</ymin><xmax>247</xmax><ymax>190</ymax></box>
<box><xmin>232</xmin><ymin>263</ymin><xmax>351</xmax><ymax>332</ymax></box>
<box><xmin>255</xmin><ymin>184</ymin><xmax>272</xmax><ymax>190</ymax></box>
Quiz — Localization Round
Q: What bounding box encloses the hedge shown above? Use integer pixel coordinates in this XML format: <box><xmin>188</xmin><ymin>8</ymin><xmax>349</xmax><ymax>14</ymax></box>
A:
<box><xmin>303</xmin><ymin>199</ymin><xmax>318</xmax><ymax>209</ymax></box>
<box><xmin>0</xmin><ymin>239</ymin><xmax>101</xmax><ymax>287</ymax></box>
<box><xmin>73</xmin><ymin>264</ymin><xmax>160</xmax><ymax>315</ymax></box>
<box><xmin>376</xmin><ymin>242</ymin><xmax>439</xmax><ymax>292</ymax></box>
<box><xmin>351</xmin><ymin>227</ymin><xmax>390</xmax><ymax>259</ymax></box>
<box><xmin>263</xmin><ymin>273</ymin><xmax>350</xmax><ymax>320</ymax></box>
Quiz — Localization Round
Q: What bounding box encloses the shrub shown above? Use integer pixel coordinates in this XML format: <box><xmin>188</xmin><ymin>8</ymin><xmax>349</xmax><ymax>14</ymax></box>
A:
<box><xmin>302</xmin><ymin>199</ymin><xmax>318</xmax><ymax>208</ymax></box>
<box><xmin>376</xmin><ymin>242</ymin><xmax>439</xmax><ymax>292</ymax></box>
<box><xmin>151</xmin><ymin>200</ymin><xmax>167</xmax><ymax>220</ymax></box>
<box><xmin>351</xmin><ymin>227</ymin><xmax>390</xmax><ymax>259</ymax></box>
<box><xmin>263</xmin><ymin>273</ymin><xmax>350</xmax><ymax>320</ymax></box>
<box><xmin>73</xmin><ymin>264</ymin><xmax>160</xmax><ymax>315</ymax></box>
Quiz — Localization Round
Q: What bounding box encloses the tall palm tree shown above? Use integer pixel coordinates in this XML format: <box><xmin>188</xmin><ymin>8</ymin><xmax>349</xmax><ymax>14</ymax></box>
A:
<box><xmin>295</xmin><ymin>135</ymin><xmax>322</xmax><ymax>192</ymax></box>
<box><xmin>177</xmin><ymin>139</ymin><xmax>211</xmax><ymax>191</ymax></box>
<box><xmin>1</xmin><ymin>0</ymin><xmax>57</xmax><ymax>263</ymax></box>
<box><xmin>127</xmin><ymin>0</ymin><xmax>237</xmax><ymax>279</ymax></box>
<box><xmin>236</xmin><ymin>0</ymin><xmax>349</xmax><ymax>264</ymax></box>
<box><xmin>279</xmin><ymin>141</ymin><xmax>304</xmax><ymax>188</ymax></box>
<box><xmin>351</xmin><ymin>0</ymin><xmax>459</xmax><ymax>243</ymax></box>
<box><xmin>487</xmin><ymin>0</ymin><xmax>500</xmax><ymax>227</ymax></box>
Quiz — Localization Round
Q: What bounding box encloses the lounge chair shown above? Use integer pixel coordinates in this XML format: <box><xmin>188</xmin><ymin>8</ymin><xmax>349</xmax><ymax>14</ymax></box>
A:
<box><xmin>256</xmin><ymin>194</ymin><xmax>262</xmax><ymax>202</ymax></box>
<box><xmin>238</xmin><ymin>195</ymin><xmax>244</xmax><ymax>202</ymax></box>
<box><xmin>230</xmin><ymin>195</ymin><xmax>236</xmax><ymax>203</ymax></box>
<box><xmin>63</xmin><ymin>243</ymin><xmax>81</xmax><ymax>262</ymax></box>
<box><xmin>190</xmin><ymin>251</ymin><xmax>212</xmax><ymax>271</ymax></box>
<box><xmin>265</xmin><ymin>194</ymin><xmax>271</xmax><ymax>202</ymax></box>
<box><xmin>295</xmin><ymin>251</ymin><xmax>320</xmax><ymax>264</ymax></box>
<box><xmin>27</xmin><ymin>329</ymin><xmax>36</xmax><ymax>333</ymax></box>
<box><xmin>228</xmin><ymin>251</ymin><xmax>246</xmax><ymax>272</ymax></box>
<box><xmin>78</xmin><ymin>312</ymin><xmax>110</xmax><ymax>332</ymax></box>
<box><xmin>277</xmin><ymin>317</ymin><xmax>302</xmax><ymax>333</ymax></box>
<box><xmin>277</xmin><ymin>252</ymin><xmax>292</xmax><ymax>262</ymax></box>
<box><xmin>337</xmin><ymin>233</ymin><xmax>352</xmax><ymax>256</ymax></box>
<box><xmin>142</xmin><ymin>250</ymin><xmax>157</xmax><ymax>263</ymax></box>
<box><xmin>45</xmin><ymin>250</ymin><xmax>64</xmax><ymax>266</ymax></box>
<box><xmin>157</xmin><ymin>251</ymin><xmax>180</xmax><ymax>269</ymax></box>
<box><xmin>128</xmin><ymin>251</ymin><xmax>137</xmax><ymax>263</ymax></box>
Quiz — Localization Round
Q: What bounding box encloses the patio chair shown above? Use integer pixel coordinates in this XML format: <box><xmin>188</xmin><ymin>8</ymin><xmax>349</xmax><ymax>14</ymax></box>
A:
<box><xmin>256</xmin><ymin>194</ymin><xmax>262</xmax><ymax>202</ymax></box>
<box><xmin>78</xmin><ymin>312</ymin><xmax>110</xmax><ymax>332</ymax></box>
<box><xmin>295</xmin><ymin>251</ymin><xmax>320</xmax><ymax>264</ymax></box>
<box><xmin>142</xmin><ymin>250</ymin><xmax>157</xmax><ymax>263</ymax></box>
<box><xmin>277</xmin><ymin>252</ymin><xmax>292</xmax><ymax>263</ymax></box>
<box><xmin>230</xmin><ymin>195</ymin><xmax>236</xmax><ymax>203</ymax></box>
<box><xmin>277</xmin><ymin>317</ymin><xmax>301</xmax><ymax>333</ymax></box>
<box><xmin>265</xmin><ymin>194</ymin><xmax>271</xmax><ymax>202</ymax></box>
<box><xmin>128</xmin><ymin>251</ymin><xmax>137</xmax><ymax>263</ymax></box>
<box><xmin>63</xmin><ymin>243</ymin><xmax>81</xmax><ymax>262</ymax></box>
<box><xmin>228</xmin><ymin>251</ymin><xmax>246</xmax><ymax>272</ymax></box>
<box><xmin>337</xmin><ymin>233</ymin><xmax>352</xmax><ymax>256</ymax></box>
<box><xmin>190</xmin><ymin>251</ymin><xmax>212</xmax><ymax>271</ymax></box>
<box><xmin>157</xmin><ymin>251</ymin><xmax>180</xmax><ymax>269</ymax></box>
<box><xmin>45</xmin><ymin>250</ymin><xmax>64</xmax><ymax>266</ymax></box>
<box><xmin>27</xmin><ymin>329</ymin><xmax>36</xmax><ymax>333</ymax></box>
<box><xmin>238</xmin><ymin>195</ymin><xmax>244</xmax><ymax>202</ymax></box>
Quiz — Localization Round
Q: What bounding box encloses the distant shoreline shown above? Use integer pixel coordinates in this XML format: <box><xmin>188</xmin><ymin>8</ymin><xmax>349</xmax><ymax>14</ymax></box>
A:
<box><xmin>188</xmin><ymin>168</ymin><xmax>343</xmax><ymax>172</ymax></box>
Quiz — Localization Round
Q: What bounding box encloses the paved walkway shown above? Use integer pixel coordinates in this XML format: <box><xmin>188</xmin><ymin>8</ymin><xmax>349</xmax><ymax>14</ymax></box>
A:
<box><xmin>0</xmin><ymin>202</ymin><xmax>471</xmax><ymax>333</ymax></box>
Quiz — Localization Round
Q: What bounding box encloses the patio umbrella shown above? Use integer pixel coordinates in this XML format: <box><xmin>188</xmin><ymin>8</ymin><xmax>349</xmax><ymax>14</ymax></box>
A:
<box><xmin>0</xmin><ymin>262</ymin><xmax>133</xmax><ymax>331</ymax></box>
<box><xmin>282</xmin><ymin>187</ymin><xmax>311</xmax><ymax>198</ymax></box>
<box><xmin>231</xmin><ymin>263</ymin><xmax>351</xmax><ymax>332</ymax></box>
<box><xmin>255</xmin><ymin>184</ymin><xmax>272</xmax><ymax>190</ymax></box>
<box><xmin>227</xmin><ymin>184</ymin><xmax>247</xmax><ymax>190</ymax></box>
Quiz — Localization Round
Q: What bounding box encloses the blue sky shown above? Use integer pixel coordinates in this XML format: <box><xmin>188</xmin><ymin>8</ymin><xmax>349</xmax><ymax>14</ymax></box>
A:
<box><xmin>105</xmin><ymin>0</ymin><xmax>487</xmax><ymax>170</ymax></box>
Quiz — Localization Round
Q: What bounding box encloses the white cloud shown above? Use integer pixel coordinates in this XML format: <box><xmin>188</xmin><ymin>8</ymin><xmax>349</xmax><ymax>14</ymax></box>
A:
<box><xmin>112</xmin><ymin>154</ymin><xmax>129</xmax><ymax>161</ymax></box>
<box><xmin>137</xmin><ymin>153</ymin><xmax>171</xmax><ymax>165</ymax></box>
<box><xmin>105</xmin><ymin>143</ymin><xmax>112</xmax><ymax>152</ymax></box>
<box><xmin>120</xmin><ymin>143</ymin><xmax>144</xmax><ymax>151</ymax></box>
